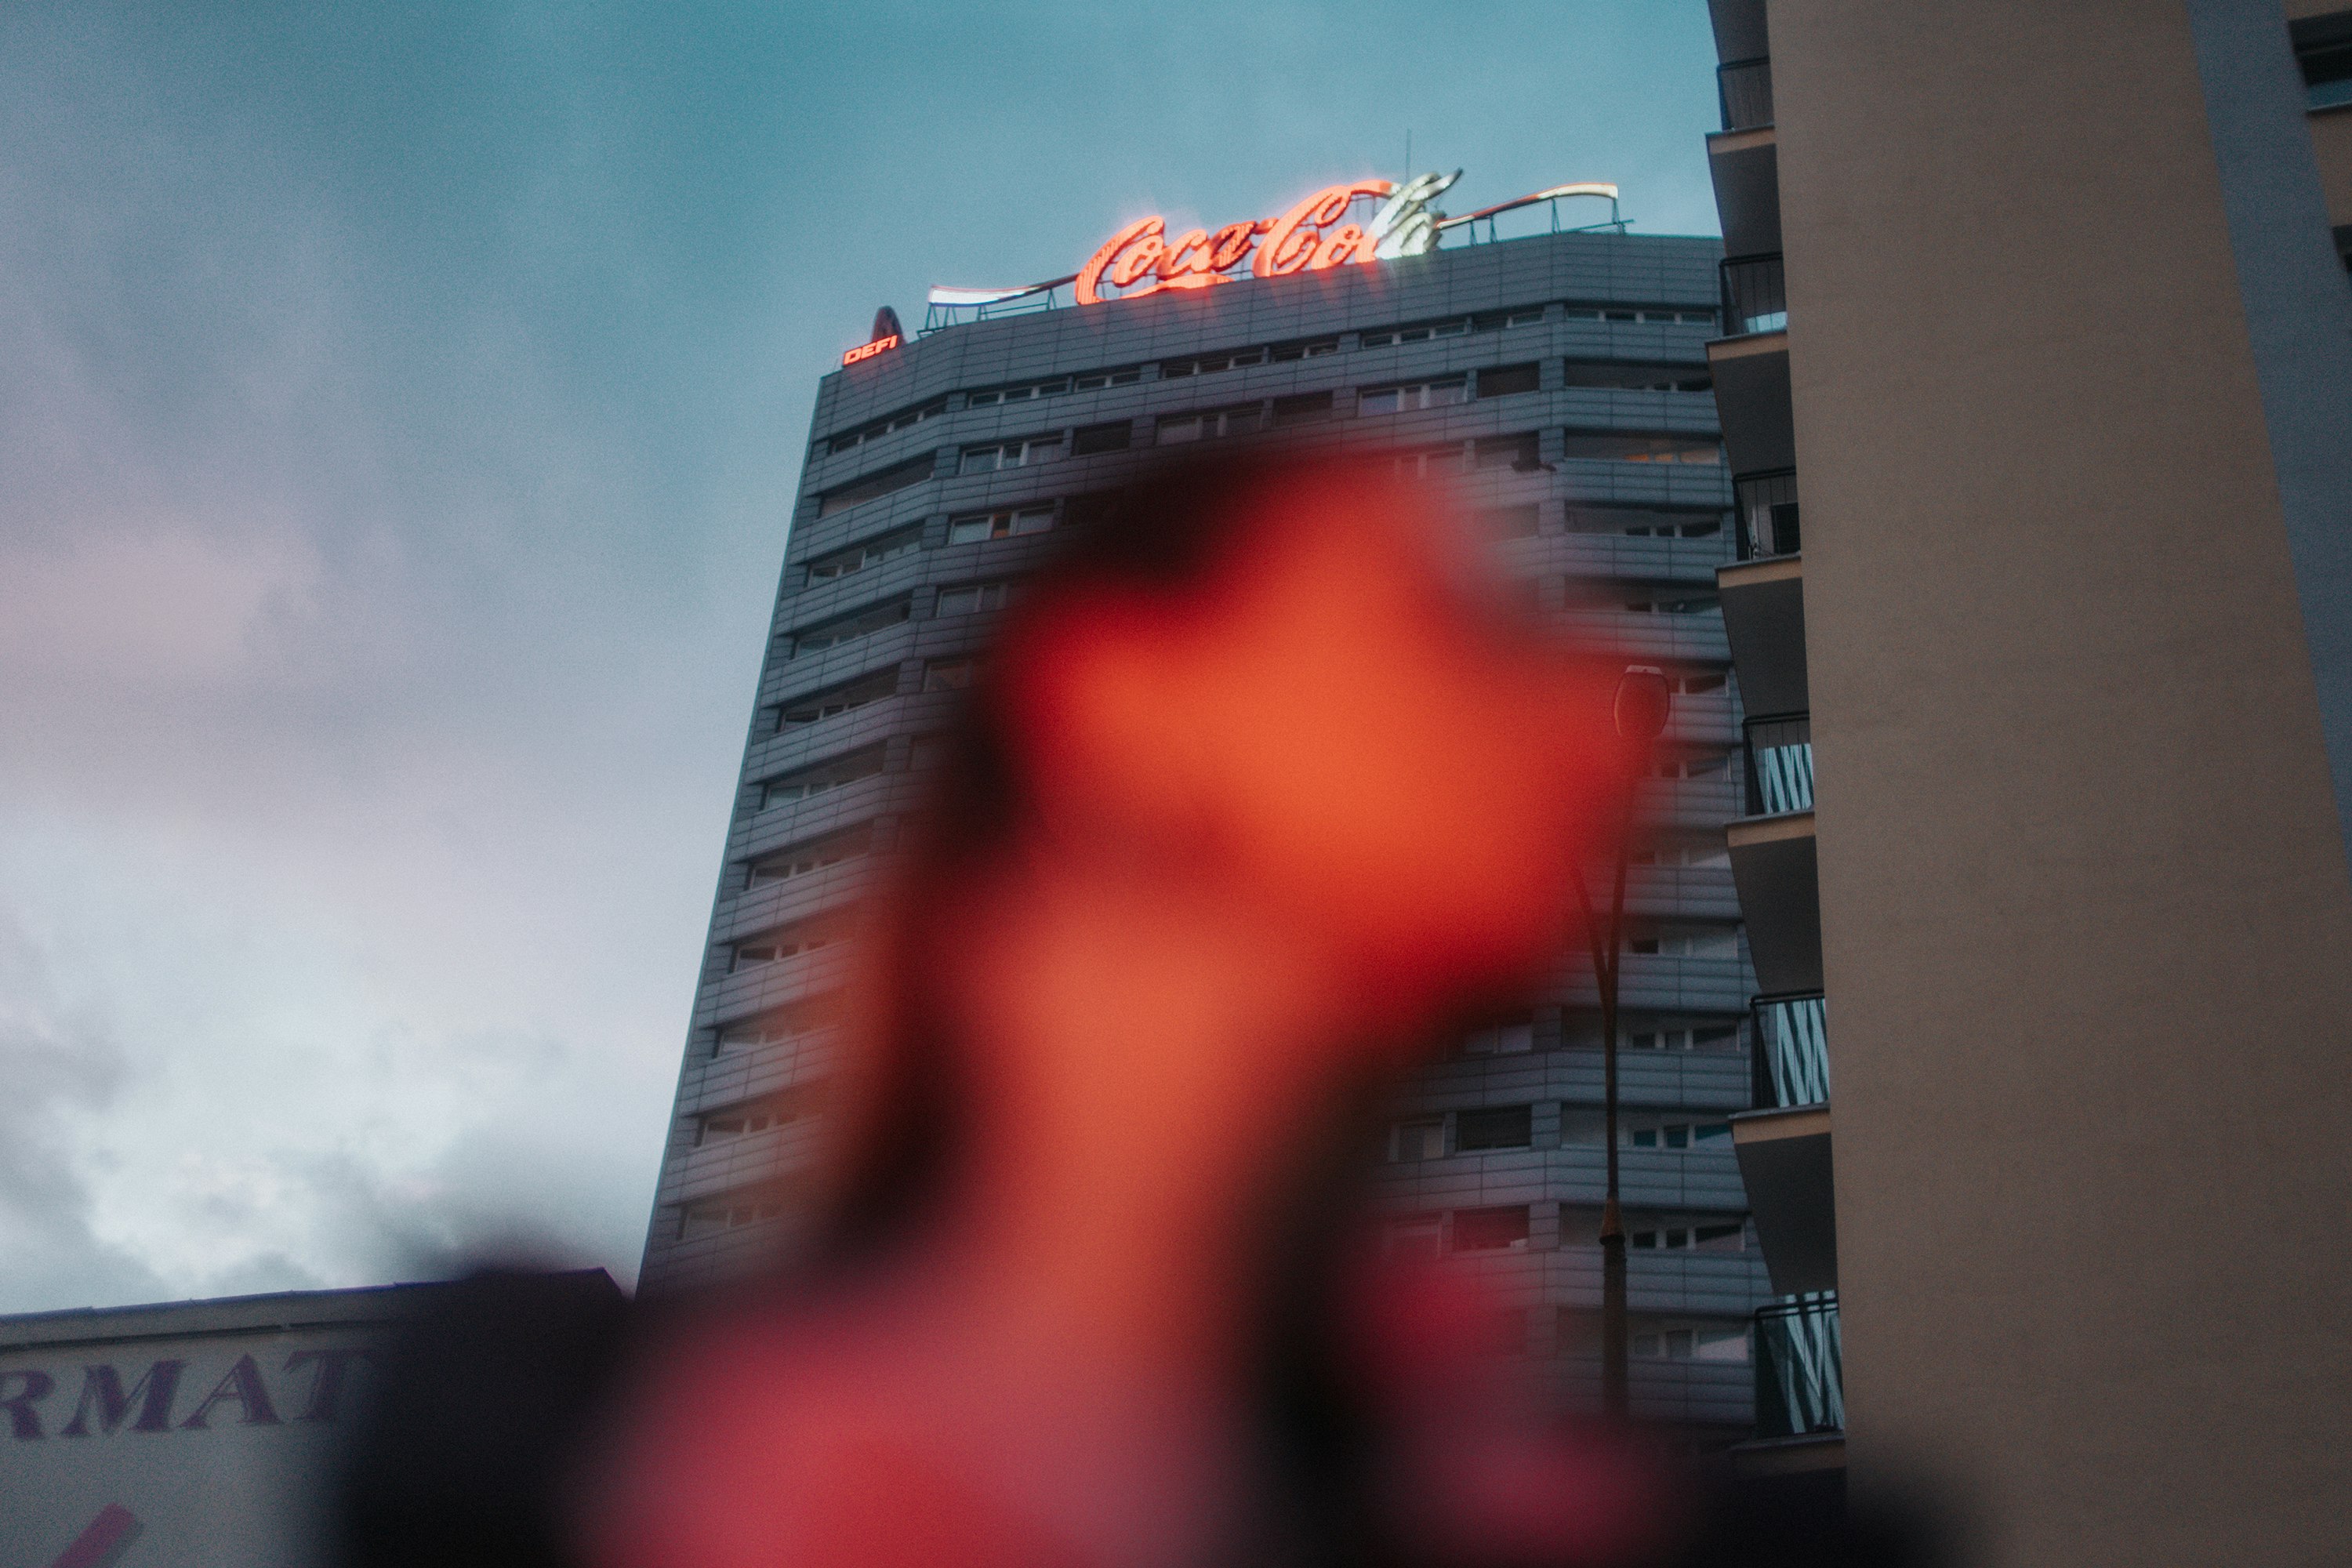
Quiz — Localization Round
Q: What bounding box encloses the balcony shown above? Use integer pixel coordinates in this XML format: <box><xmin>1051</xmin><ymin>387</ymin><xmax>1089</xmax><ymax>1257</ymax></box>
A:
<box><xmin>1716</xmin><ymin>549</ymin><xmax>1807</xmax><ymax>717</ymax></box>
<box><xmin>1706</xmin><ymin>106</ymin><xmax>1780</xmax><ymax>258</ymax></box>
<box><xmin>1719</xmin><ymin>254</ymin><xmax>1787</xmax><ymax>337</ymax></box>
<box><xmin>1742</xmin><ymin>716</ymin><xmax>1813</xmax><ymax>817</ymax></box>
<box><xmin>1725</xmin><ymin>810</ymin><xmax>1821</xmax><ymax>996</ymax></box>
<box><xmin>1733</xmin><ymin>470</ymin><xmax>1801</xmax><ymax>561</ymax></box>
<box><xmin>1716</xmin><ymin>57</ymin><xmax>1773</xmax><ymax>132</ymax></box>
<box><xmin>1755</xmin><ymin>1294</ymin><xmax>1843</xmax><ymax>1439</ymax></box>
<box><xmin>1750</xmin><ymin>992</ymin><xmax>1828</xmax><ymax>1111</ymax></box>
<box><xmin>1732</xmin><ymin>1102</ymin><xmax>1836</xmax><ymax>1295</ymax></box>
<box><xmin>1708</xmin><ymin>332</ymin><xmax>1793</xmax><ymax>477</ymax></box>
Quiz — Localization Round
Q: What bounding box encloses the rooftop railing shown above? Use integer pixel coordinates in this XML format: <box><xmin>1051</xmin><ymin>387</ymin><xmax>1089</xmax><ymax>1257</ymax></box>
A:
<box><xmin>1721</xmin><ymin>254</ymin><xmax>1788</xmax><ymax>336</ymax></box>
<box><xmin>1718</xmin><ymin>57</ymin><xmax>1775</xmax><ymax>132</ymax></box>
<box><xmin>1750</xmin><ymin>992</ymin><xmax>1830</xmax><ymax>1111</ymax></box>
<box><xmin>1755</xmin><ymin>1292</ymin><xmax>1843</xmax><ymax>1438</ymax></box>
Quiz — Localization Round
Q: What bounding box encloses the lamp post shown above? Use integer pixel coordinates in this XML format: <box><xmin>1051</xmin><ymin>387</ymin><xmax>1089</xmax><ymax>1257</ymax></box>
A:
<box><xmin>1570</xmin><ymin>665</ymin><xmax>1673</xmax><ymax>1421</ymax></box>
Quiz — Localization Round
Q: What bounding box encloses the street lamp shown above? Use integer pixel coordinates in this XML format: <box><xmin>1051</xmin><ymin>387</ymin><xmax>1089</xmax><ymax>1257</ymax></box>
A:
<box><xmin>1569</xmin><ymin>664</ymin><xmax>1673</xmax><ymax>1421</ymax></box>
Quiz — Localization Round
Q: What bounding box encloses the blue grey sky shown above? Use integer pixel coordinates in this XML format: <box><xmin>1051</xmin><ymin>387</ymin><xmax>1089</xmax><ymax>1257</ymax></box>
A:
<box><xmin>0</xmin><ymin>2</ymin><xmax>1721</xmax><ymax>1310</ymax></box>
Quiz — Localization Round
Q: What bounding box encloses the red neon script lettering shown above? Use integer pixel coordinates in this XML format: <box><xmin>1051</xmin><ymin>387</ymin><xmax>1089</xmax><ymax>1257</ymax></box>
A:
<box><xmin>1076</xmin><ymin>183</ymin><xmax>1395</xmax><ymax>305</ymax></box>
<box><xmin>841</xmin><ymin>334</ymin><xmax>900</xmax><ymax>367</ymax></box>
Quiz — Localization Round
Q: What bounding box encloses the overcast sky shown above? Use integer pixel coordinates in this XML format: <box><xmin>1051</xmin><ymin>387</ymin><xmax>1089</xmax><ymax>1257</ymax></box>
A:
<box><xmin>0</xmin><ymin>1</ymin><xmax>1721</xmax><ymax>1312</ymax></box>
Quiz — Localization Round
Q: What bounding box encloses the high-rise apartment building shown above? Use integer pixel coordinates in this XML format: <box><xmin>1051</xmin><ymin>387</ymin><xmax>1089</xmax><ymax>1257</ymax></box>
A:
<box><xmin>636</xmin><ymin>184</ymin><xmax>1780</xmax><ymax>1438</ymax></box>
<box><xmin>1704</xmin><ymin>0</ymin><xmax>2352</xmax><ymax>1555</ymax></box>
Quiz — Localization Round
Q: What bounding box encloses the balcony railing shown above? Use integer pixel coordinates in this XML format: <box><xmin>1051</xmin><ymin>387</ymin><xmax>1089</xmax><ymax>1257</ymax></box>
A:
<box><xmin>1721</xmin><ymin>254</ymin><xmax>1788</xmax><ymax>336</ymax></box>
<box><xmin>1755</xmin><ymin>1292</ymin><xmax>1843</xmax><ymax>1438</ymax></box>
<box><xmin>1740</xmin><ymin>715</ymin><xmax>1813</xmax><ymax>816</ymax></box>
<box><xmin>1733</xmin><ymin>469</ymin><xmax>1801</xmax><ymax>560</ymax></box>
<box><xmin>1750</xmin><ymin>992</ymin><xmax>1830</xmax><ymax>1110</ymax></box>
<box><xmin>1718</xmin><ymin>57</ymin><xmax>1774</xmax><ymax>132</ymax></box>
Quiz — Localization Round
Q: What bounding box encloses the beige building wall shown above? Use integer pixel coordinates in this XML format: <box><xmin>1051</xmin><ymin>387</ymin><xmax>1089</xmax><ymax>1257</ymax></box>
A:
<box><xmin>1769</xmin><ymin>1</ymin><xmax>2352</xmax><ymax>1560</ymax></box>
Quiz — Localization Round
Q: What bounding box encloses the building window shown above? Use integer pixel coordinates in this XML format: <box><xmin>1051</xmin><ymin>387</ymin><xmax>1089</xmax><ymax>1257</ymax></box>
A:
<box><xmin>803</xmin><ymin>525</ymin><xmax>920</xmax><ymax>583</ymax></box>
<box><xmin>1625</xmin><ymin>924</ymin><xmax>1740</xmax><ymax>959</ymax></box>
<box><xmin>1359</xmin><ymin>376</ymin><xmax>1466</xmax><ymax>416</ymax></box>
<box><xmin>1559</xmin><ymin>431</ymin><xmax>1722</xmax><ymax>465</ymax></box>
<box><xmin>1072</xmin><ymin>366</ymin><xmax>1142</xmax><ymax>391</ymax></box>
<box><xmin>679</xmin><ymin>1190</ymin><xmax>791</xmax><ymax>1240</ymax></box>
<box><xmin>1650</xmin><ymin>752</ymin><xmax>1730</xmax><ymax>782</ymax></box>
<box><xmin>1451</xmin><ymin>1206</ymin><xmax>1531</xmax><ymax>1253</ymax></box>
<box><xmin>1462</xmin><ymin>1018</ymin><xmax>1534</xmax><ymax>1056</ymax></box>
<box><xmin>1561</xmin><ymin>361</ymin><xmax>1713</xmax><ymax>392</ymax></box>
<box><xmin>773</xmin><ymin>668</ymin><xmax>898</xmax><ymax>731</ymax></box>
<box><xmin>1627</xmin><ymin>1022</ymin><xmax>1740</xmax><ymax>1051</ymax></box>
<box><xmin>1632</xmin><ymin>1321</ymin><xmax>1751</xmax><ymax>1361</ymax></box>
<box><xmin>2293</xmin><ymin>13</ymin><xmax>2352</xmax><ymax>109</ymax></box>
<box><xmin>818</xmin><ymin>454</ymin><xmax>935</xmax><ymax>517</ymax></box>
<box><xmin>935</xmin><ymin>580</ymin><xmax>1018</xmax><ymax>615</ymax></box>
<box><xmin>923</xmin><ymin>656</ymin><xmax>982</xmax><ymax>691</ymax></box>
<box><xmin>788</xmin><ymin>597</ymin><xmax>911</xmax><ymax>658</ymax></box>
<box><xmin>712</xmin><ymin>996</ymin><xmax>834</xmax><ymax>1054</ymax></box>
<box><xmin>1629</xmin><ymin>1221</ymin><xmax>1747</xmax><ymax>1252</ymax></box>
<box><xmin>1475</xmin><ymin>503</ymin><xmax>1543</xmax><ymax>539</ymax></box>
<box><xmin>947</xmin><ymin>505</ymin><xmax>1054</xmax><ymax>544</ymax></box>
<box><xmin>1271</xmin><ymin>337</ymin><xmax>1340</xmax><ymax>361</ymax></box>
<box><xmin>1626</xmin><ymin>1119</ymin><xmax>1733</xmax><ymax>1150</ymax></box>
<box><xmin>1070</xmin><ymin>420</ymin><xmax>1133</xmax><ymax>455</ymax></box>
<box><xmin>1560</xmin><ymin>305</ymin><xmax>1715</xmax><ymax>325</ymax></box>
<box><xmin>1476</xmin><ymin>362</ymin><xmax>1541</xmax><ymax>398</ymax></box>
<box><xmin>757</xmin><ymin>744</ymin><xmax>887</xmax><ymax>810</ymax></box>
<box><xmin>1457</xmin><ymin>1104</ymin><xmax>1533</xmax><ymax>1152</ymax></box>
<box><xmin>728</xmin><ymin>916</ymin><xmax>839</xmax><ymax>972</ymax></box>
<box><xmin>1392</xmin><ymin>1117</ymin><xmax>1445</xmax><ymax>1162</ymax></box>
<box><xmin>1666</xmin><ymin>670</ymin><xmax>1728</xmax><ymax>696</ymax></box>
<box><xmin>1271</xmin><ymin>390</ymin><xmax>1334</xmax><ymax>426</ymax></box>
<box><xmin>826</xmin><ymin>398</ymin><xmax>946</xmax><ymax>457</ymax></box>
<box><xmin>965</xmin><ymin>377</ymin><xmax>1072</xmax><ymax>408</ymax></box>
<box><xmin>1157</xmin><ymin>405</ymin><xmax>1265</xmax><ymax>444</ymax></box>
<box><xmin>1563</xmin><ymin>505</ymin><xmax>1724</xmax><ymax>538</ymax></box>
<box><xmin>960</xmin><ymin>435</ymin><xmax>1063</xmax><ymax>474</ymax></box>
<box><xmin>745</xmin><ymin>822</ymin><xmax>873</xmax><ymax>889</ymax></box>
<box><xmin>696</xmin><ymin>1086</ymin><xmax>815</xmax><ymax>1145</ymax></box>
<box><xmin>1473</xmin><ymin>432</ymin><xmax>1542</xmax><ymax>470</ymax></box>
<box><xmin>1618</xmin><ymin>589</ymin><xmax>1721</xmax><ymax>615</ymax></box>
<box><xmin>1161</xmin><ymin>346</ymin><xmax>1269</xmax><ymax>378</ymax></box>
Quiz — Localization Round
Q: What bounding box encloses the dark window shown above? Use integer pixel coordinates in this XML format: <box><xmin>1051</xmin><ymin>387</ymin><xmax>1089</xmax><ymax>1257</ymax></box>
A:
<box><xmin>1073</xmin><ymin>365</ymin><xmax>1143</xmax><ymax>391</ymax></box>
<box><xmin>1559</xmin><ymin>431</ymin><xmax>1722</xmax><ymax>465</ymax></box>
<box><xmin>803</xmin><ymin>525</ymin><xmax>920</xmax><ymax>583</ymax></box>
<box><xmin>1269</xmin><ymin>338</ymin><xmax>1340</xmax><ymax>361</ymax></box>
<box><xmin>729</xmin><ymin>913</ymin><xmax>842</xmax><ymax>971</ymax></box>
<box><xmin>1477</xmin><ymin>503</ymin><xmax>1542</xmax><ymax>539</ymax></box>
<box><xmin>773</xmin><ymin>667</ymin><xmax>898</xmax><ymax>730</ymax></box>
<box><xmin>788</xmin><ymin>597</ymin><xmax>910</xmax><ymax>658</ymax></box>
<box><xmin>2293</xmin><ymin>12</ymin><xmax>2352</xmax><ymax>108</ymax></box>
<box><xmin>935</xmin><ymin>580</ymin><xmax>1018</xmax><ymax>615</ymax></box>
<box><xmin>1071</xmin><ymin>420</ymin><xmax>1133</xmax><ymax>455</ymax></box>
<box><xmin>923</xmin><ymin>655</ymin><xmax>982</xmax><ymax>691</ymax></box>
<box><xmin>964</xmin><ymin>377</ymin><xmax>1071</xmax><ymax>408</ymax></box>
<box><xmin>1451</xmin><ymin>1206</ymin><xmax>1531</xmax><ymax>1252</ymax></box>
<box><xmin>744</xmin><ymin>822</ymin><xmax>873</xmax><ymax>889</ymax></box>
<box><xmin>713</xmin><ymin>993</ymin><xmax>838</xmax><ymax>1054</ymax></box>
<box><xmin>826</xmin><ymin>398</ymin><xmax>946</xmax><ymax>457</ymax></box>
<box><xmin>818</xmin><ymin>454</ymin><xmax>934</xmax><ymax>517</ymax></box>
<box><xmin>1456</xmin><ymin>1105</ymin><xmax>1533</xmax><ymax>1151</ymax></box>
<box><xmin>757</xmin><ymin>744</ymin><xmax>886</xmax><ymax>810</ymax></box>
<box><xmin>1161</xmin><ymin>347</ymin><xmax>1269</xmax><ymax>378</ymax></box>
<box><xmin>1473</xmin><ymin>431</ymin><xmax>1542</xmax><ymax>470</ymax></box>
<box><xmin>1272</xmin><ymin>390</ymin><xmax>1334</xmax><ymax>426</ymax></box>
<box><xmin>947</xmin><ymin>506</ymin><xmax>1054</xmax><ymax>545</ymax></box>
<box><xmin>1476</xmin><ymin>362</ymin><xmax>1541</xmax><ymax>398</ymax></box>
<box><xmin>1562</xmin><ymin>360</ymin><xmax>1711</xmax><ymax>392</ymax></box>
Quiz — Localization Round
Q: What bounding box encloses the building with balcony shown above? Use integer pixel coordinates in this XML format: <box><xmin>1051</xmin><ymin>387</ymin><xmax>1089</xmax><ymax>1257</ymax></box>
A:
<box><xmin>634</xmin><ymin>195</ymin><xmax>1786</xmax><ymax>1439</ymax></box>
<box><xmin>1700</xmin><ymin>0</ymin><xmax>2352</xmax><ymax>1555</ymax></box>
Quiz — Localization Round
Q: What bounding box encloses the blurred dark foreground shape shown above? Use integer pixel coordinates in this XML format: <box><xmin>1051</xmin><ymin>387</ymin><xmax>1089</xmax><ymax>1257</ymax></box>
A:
<box><xmin>337</xmin><ymin>453</ymin><xmax>1939</xmax><ymax>1568</ymax></box>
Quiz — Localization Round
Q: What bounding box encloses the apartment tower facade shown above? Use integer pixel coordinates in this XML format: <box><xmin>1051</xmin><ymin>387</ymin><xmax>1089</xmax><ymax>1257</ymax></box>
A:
<box><xmin>637</xmin><ymin>195</ymin><xmax>1784</xmax><ymax>1436</ymax></box>
<box><xmin>1705</xmin><ymin>0</ymin><xmax>2352</xmax><ymax>1558</ymax></box>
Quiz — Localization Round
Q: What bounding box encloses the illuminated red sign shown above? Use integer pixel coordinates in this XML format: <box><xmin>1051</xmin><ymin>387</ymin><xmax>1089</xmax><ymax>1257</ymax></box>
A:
<box><xmin>841</xmin><ymin>333</ymin><xmax>900</xmax><ymax>368</ymax></box>
<box><xmin>1076</xmin><ymin>180</ymin><xmax>1397</xmax><ymax>305</ymax></box>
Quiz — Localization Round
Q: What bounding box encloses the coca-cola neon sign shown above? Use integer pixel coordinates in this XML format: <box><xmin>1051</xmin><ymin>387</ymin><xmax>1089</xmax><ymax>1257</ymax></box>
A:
<box><xmin>920</xmin><ymin>172</ymin><xmax>1620</xmax><ymax>324</ymax></box>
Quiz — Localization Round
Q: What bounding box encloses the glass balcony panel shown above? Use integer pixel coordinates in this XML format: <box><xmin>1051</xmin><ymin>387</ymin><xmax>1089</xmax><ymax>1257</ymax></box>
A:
<box><xmin>1717</xmin><ymin>57</ymin><xmax>1774</xmax><ymax>131</ymax></box>
<box><xmin>1752</xmin><ymin>993</ymin><xmax>1830</xmax><ymax>1109</ymax></box>
<box><xmin>1755</xmin><ymin>1291</ymin><xmax>1843</xmax><ymax>1438</ymax></box>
